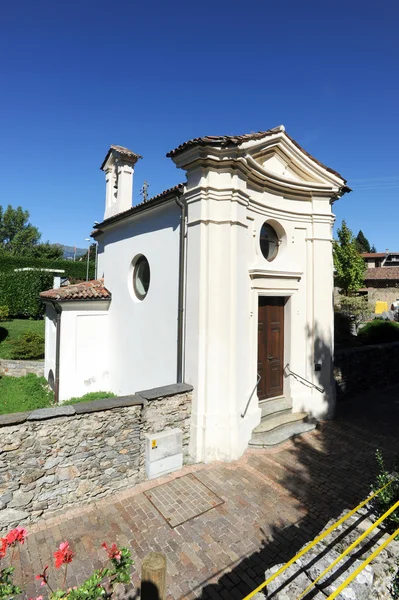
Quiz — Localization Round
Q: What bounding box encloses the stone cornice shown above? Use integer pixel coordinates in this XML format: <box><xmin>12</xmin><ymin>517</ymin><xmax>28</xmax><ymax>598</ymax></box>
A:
<box><xmin>249</xmin><ymin>268</ymin><xmax>303</xmax><ymax>280</ymax></box>
<box><xmin>172</xmin><ymin>132</ymin><xmax>347</xmax><ymax>201</ymax></box>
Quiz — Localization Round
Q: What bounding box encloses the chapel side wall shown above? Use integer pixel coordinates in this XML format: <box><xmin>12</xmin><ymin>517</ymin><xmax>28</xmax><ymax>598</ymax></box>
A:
<box><xmin>58</xmin><ymin>305</ymin><xmax>110</xmax><ymax>402</ymax></box>
<box><xmin>102</xmin><ymin>202</ymin><xmax>181</xmax><ymax>396</ymax></box>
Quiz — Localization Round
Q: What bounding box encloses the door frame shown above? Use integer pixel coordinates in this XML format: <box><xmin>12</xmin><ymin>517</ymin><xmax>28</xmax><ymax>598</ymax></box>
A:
<box><xmin>250</xmin><ymin>290</ymin><xmax>293</xmax><ymax>404</ymax></box>
<box><xmin>257</xmin><ymin>296</ymin><xmax>286</xmax><ymax>400</ymax></box>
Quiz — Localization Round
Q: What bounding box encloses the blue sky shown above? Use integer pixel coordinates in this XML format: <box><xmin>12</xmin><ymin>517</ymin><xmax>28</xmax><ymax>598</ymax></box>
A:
<box><xmin>0</xmin><ymin>0</ymin><xmax>398</xmax><ymax>251</ymax></box>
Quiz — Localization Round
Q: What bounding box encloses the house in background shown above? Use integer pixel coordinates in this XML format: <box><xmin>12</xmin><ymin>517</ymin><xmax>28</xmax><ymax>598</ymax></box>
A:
<box><xmin>41</xmin><ymin>126</ymin><xmax>349</xmax><ymax>463</ymax></box>
<box><xmin>360</xmin><ymin>252</ymin><xmax>399</xmax><ymax>307</ymax></box>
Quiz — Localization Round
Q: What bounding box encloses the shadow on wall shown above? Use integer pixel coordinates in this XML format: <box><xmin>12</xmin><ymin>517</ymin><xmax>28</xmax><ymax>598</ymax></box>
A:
<box><xmin>195</xmin><ymin>329</ymin><xmax>399</xmax><ymax>599</ymax></box>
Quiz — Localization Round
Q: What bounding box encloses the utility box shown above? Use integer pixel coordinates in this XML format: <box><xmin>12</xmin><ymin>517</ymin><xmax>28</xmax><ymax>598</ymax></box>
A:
<box><xmin>145</xmin><ymin>428</ymin><xmax>183</xmax><ymax>480</ymax></box>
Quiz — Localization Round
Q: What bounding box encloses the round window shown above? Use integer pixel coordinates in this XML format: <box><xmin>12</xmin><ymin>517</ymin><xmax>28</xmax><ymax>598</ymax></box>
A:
<box><xmin>260</xmin><ymin>223</ymin><xmax>279</xmax><ymax>261</ymax></box>
<box><xmin>133</xmin><ymin>255</ymin><xmax>150</xmax><ymax>300</ymax></box>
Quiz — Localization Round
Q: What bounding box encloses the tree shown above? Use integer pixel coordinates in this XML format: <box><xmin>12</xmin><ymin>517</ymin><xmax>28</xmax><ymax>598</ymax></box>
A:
<box><xmin>29</xmin><ymin>242</ymin><xmax>64</xmax><ymax>260</ymax></box>
<box><xmin>0</xmin><ymin>205</ymin><xmax>41</xmax><ymax>255</ymax></box>
<box><xmin>333</xmin><ymin>220</ymin><xmax>366</xmax><ymax>295</ymax></box>
<box><xmin>355</xmin><ymin>230</ymin><xmax>372</xmax><ymax>254</ymax></box>
<box><xmin>335</xmin><ymin>295</ymin><xmax>370</xmax><ymax>332</ymax></box>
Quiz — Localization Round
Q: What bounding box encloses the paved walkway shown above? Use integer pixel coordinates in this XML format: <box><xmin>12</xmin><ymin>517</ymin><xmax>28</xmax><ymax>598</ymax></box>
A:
<box><xmin>10</xmin><ymin>385</ymin><xmax>399</xmax><ymax>600</ymax></box>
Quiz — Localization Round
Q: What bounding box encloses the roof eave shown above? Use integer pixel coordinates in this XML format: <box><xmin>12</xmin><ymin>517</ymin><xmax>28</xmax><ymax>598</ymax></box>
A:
<box><xmin>92</xmin><ymin>185</ymin><xmax>185</xmax><ymax>231</ymax></box>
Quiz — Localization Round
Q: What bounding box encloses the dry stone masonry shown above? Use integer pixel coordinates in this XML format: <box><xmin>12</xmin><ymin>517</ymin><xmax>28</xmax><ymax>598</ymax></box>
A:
<box><xmin>334</xmin><ymin>342</ymin><xmax>399</xmax><ymax>402</ymax></box>
<box><xmin>262</xmin><ymin>509</ymin><xmax>398</xmax><ymax>599</ymax></box>
<box><xmin>0</xmin><ymin>383</ymin><xmax>192</xmax><ymax>532</ymax></box>
<box><xmin>0</xmin><ymin>359</ymin><xmax>44</xmax><ymax>378</ymax></box>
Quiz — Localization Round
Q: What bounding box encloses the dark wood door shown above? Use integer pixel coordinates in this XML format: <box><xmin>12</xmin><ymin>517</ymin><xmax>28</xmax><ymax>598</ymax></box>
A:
<box><xmin>257</xmin><ymin>297</ymin><xmax>285</xmax><ymax>400</ymax></box>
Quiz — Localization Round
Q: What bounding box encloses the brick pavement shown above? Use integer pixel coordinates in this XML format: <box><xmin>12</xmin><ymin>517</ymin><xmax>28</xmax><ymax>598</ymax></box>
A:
<box><xmin>8</xmin><ymin>385</ymin><xmax>399</xmax><ymax>599</ymax></box>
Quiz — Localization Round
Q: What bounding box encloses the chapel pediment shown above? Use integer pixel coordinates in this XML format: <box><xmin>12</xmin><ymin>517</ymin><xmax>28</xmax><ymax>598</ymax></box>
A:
<box><xmin>168</xmin><ymin>125</ymin><xmax>350</xmax><ymax>197</ymax></box>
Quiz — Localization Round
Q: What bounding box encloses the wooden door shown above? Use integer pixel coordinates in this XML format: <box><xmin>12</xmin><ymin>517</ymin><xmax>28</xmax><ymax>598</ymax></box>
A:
<box><xmin>257</xmin><ymin>297</ymin><xmax>285</xmax><ymax>400</ymax></box>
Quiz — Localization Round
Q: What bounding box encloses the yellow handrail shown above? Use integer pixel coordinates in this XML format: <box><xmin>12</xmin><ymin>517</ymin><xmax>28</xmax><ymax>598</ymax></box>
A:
<box><xmin>297</xmin><ymin>496</ymin><xmax>399</xmax><ymax>599</ymax></box>
<box><xmin>242</xmin><ymin>481</ymin><xmax>392</xmax><ymax>600</ymax></box>
<box><xmin>326</xmin><ymin>525</ymin><xmax>399</xmax><ymax>599</ymax></box>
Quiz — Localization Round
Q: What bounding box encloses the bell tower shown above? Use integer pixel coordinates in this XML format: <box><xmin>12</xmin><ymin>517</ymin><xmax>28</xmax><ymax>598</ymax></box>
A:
<box><xmin>100</xmin><ymin>145</ymin><xmax>142</xmax><ymax>220</ymax></box>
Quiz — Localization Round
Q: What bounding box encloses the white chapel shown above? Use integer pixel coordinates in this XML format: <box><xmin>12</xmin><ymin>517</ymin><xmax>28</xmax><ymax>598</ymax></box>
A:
<box><xmin>41</xmin><ymin>126</ymin><xmax>349</xmax><ymax>463</ymax></box>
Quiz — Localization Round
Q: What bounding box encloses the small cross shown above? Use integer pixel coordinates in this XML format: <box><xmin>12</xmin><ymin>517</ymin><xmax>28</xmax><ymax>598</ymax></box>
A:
<box><xmin>140</xmin><ymin>181</ymin><xmax>150</xmax><ymax>202</ymax></box>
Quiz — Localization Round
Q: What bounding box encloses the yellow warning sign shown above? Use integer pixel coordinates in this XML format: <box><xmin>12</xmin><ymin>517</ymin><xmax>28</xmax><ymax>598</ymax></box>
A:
<box><xmin>152</xmin><ymin>439</ymin><xmax>157</xmax><ymax>449</ymax></box>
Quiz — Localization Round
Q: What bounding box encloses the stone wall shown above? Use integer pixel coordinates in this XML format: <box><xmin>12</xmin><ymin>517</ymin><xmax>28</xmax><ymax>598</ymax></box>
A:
<box><xmin>365</xmin><ymin>285</ymin><xmax>399</xmax><ymax>309</ymax></box>
<box><xmin>0</xmin><ymin>383</ymin><xmax>192</xmax><ymax>532</ymax></box>
<box><xmin>0</xmin><ymin>359</ymin><xmax>44</xmax><ymax>378</ymax></box>
<box><xmin>334</xmin><ymin>342</ymin><xmax>399</xmax><ymax>402</ymax></box>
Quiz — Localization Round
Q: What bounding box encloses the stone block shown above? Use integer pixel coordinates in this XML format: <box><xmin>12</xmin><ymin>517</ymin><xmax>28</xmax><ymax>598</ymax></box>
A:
<box><xmin>28</xmin><ymin>406</ymin><xmax>76</xmax><ymax>420</ymax></box>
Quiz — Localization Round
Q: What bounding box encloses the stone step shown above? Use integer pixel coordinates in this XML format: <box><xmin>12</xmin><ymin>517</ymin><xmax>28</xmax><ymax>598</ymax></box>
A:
<box><xmin>259</xmin><ymin>396</ymin><xmax>292</xmax><ymax>419</ymax></box>
<box><xmin>249</xmin><ymin>418</ymin><xmax>316</xmax><ymax>448</ymax></box>
<box><xmin>253</xmin><ymin>411</ymin><xmax>309</xmax><ymax>434</ymax></box>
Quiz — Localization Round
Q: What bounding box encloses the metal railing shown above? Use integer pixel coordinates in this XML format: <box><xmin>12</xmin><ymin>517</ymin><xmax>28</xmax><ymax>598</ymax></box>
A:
<box><xmin>284</xmin><ymin>363</ymin><xmax>324</xmax><ymax>394</ymax></box>
<box><xmin>242</xmin><ymin>480</ymin><xmax>396</xmax><ymax>600</ymax></box>
<box><xmin>241</xmin><ymin>374</ymin><xmax>261</xmax><ymax>418</ymax></box>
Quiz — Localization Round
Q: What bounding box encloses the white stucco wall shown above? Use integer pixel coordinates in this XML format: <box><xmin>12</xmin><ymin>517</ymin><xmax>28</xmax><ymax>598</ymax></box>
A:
<box><xmin>44</xmin><ymin>301</ymin><xmax>110</xmax><ymax>401</ymax></box>
<box><xmin>176</xmin><ymin>133</ymin><xmax>343</xmax><ymax>463</ymax></box>
<box><xmin>98</xmin><ymin>201</ymin><xmax>181</xmax><ymax>396</ymax></box>
<box><xmin>59</xmin><ymin>302</ymin><xmax>110</xmax><ymax>401</ymax></box>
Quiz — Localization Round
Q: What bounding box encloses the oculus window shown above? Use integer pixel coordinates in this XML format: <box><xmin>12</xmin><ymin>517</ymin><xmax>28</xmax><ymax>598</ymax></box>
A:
<box><xmin>260</xmin><ymin>223</ymin><xmax>279</xmax><ymax>261</ymax></box>
<box><xmin>133</xmin><ymin>255</ymin><xmax>150</xmax><ymax>300</ymax></box>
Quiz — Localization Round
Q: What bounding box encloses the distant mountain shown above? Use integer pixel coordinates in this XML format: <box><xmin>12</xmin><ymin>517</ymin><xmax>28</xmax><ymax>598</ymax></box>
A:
<box><xmin>61</xmin><ymin>245</ymin><xmax>88</xmax><ymax>260</ymax></box>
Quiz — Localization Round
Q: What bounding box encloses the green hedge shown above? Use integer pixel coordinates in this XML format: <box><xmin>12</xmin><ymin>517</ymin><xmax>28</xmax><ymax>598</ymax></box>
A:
<box><xmin>358</xmin><ymin>319</ymin><xmax>399</xmax><ymax>345</ymax></box>
<box><xmin>0</xmin><ymin>254</ymin><xmax>94</xmax><ymax>279</ymax></box>
<box><xmin>0</xmin><ymin>271</ymin><xmax>54</xmax><ymax>318</ymax></box>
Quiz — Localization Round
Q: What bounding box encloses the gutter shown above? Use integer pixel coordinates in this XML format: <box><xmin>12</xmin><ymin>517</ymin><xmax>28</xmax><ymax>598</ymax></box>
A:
<box><xmin>175</xmin><ymin>195</ymin><xmax>187</xmax><ymax>383</ymax></box>
<box><xmin>53</xmin><ymin>302</ymin><xmax>62</xmax><ymax>404</ymax></box>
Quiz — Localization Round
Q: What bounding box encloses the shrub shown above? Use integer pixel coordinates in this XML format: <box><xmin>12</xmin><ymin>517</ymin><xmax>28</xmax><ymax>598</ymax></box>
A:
<box><xmin>335</xmin><ymin>295</ymin><xmax>371</xmax><ymax>331</ymax></box>
<box><xmin>0</xmin><ymin>271</ymin><xmax>53</xmax><ymax>318</ymax></box>
<box><xmin>9</xmin><ymin>332</ymin><xmax>45</xmax><ymax>359</ymax></box>
<box><xmin>0</xmin><ymin>306</ymin><xmax>9</xmax><ymax>322</ymax></box>
<box><xmin>370</xmin><ymin>450</ymin><xmax>399</xmax><ymax>534</ymax></box>
<box><xmin>358</xmin><ymin>319</ymin><xmax>399</xmax><ymax>345</ymax></box>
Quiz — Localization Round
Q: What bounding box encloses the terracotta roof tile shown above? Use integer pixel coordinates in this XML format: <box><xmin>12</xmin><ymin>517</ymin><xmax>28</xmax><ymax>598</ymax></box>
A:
<box><xmin>364</xmin><ymin>267</ymin><xmax>399</xmax><ymax>281</ymax></box>
<box><xmin>166</xmin><ymin>127</ymin><xmax>283</xmax><ymax>158</ymax></box>
<box><xmin>167</xmin><ymin>126</ymin><xmax>347</xmax><ymax>184</ymax></box>
<box><xmin>362</xmin><ymin>253</ymin><xmax>386</xmax><ymax>258</ymax></box>
<box><xmin>100</xmin><ymin>145</ymin><xmax>142</xmax><ymax>170</ymax></box>
<box><xmin>40</xmin><ymin>279</ymin><xmax>111</xmax><ymax>302</ymax></box>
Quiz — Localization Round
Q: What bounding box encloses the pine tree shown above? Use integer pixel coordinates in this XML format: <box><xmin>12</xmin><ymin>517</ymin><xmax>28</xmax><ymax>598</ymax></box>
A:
<box><xmin>334</xmin><ymin>221</ymin><xmax>366</xmax><ymax>295</ymax></box>
<box><xmin>355</xmin><ymin>230</ymin><xmax>372</xmax><ymax>253</ymax></box>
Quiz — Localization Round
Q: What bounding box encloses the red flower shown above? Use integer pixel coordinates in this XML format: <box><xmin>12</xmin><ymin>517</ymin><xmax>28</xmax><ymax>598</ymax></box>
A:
<box><xmin>6</xmin><ymin>527</ymin><xmax>27</xmax><ymax>546</ymax></box>
<box><xmin>35</xmin><ymin>565</ymin><xmax>49</xmax><ymax>587</ymax></box>
<box><xmin>54</xmin><ymin>542</ymin><xmax>74</xmax><ymax>569</ymax></box>
<box><xmin>0</xmin><ymin>538</ymin><xmax>7</xmax><ymax>559</ymax></box>
<box><xmin>102</xmin><ymin>542</ymin><xmax>122</xmax><ymax>561</ymax></box>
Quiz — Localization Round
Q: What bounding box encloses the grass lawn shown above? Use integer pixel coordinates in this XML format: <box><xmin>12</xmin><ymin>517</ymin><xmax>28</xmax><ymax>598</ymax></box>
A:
<box><xmin>0</xmin><ymin>319</ymin><xmax>45</xmax><ymax>359</ymax></box>
<box><xmin>0</xmin><ymin>373</ymin><xmax>116</xmax><ymax>415</ymax></box>
<box><xmin>0</xmin><ymin>374</ymin><xmax>52</xmax><ymax>414</ymax></box>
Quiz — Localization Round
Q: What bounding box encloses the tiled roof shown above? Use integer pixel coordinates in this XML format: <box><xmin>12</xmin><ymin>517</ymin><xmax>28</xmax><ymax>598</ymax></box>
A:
<box><xmin>40</xmin><ymin>279</ymin><xmax>111</xmax><ymax>301</ymax></box>
<box><xmin>364</xmin><ymin>267</ymin><xmax>399</xmax><ymax>281</ymax></box>
<box><xmin>93</xmin><ymin>183</ymin><xmax>185</xmax><ymax>231</ymax></box>
<box><xmin>100</xmin><ymin>145</ymin><xmax>142</xmax><ymax>170</ymax></box>
<box><xmin>167</xmin><ymin>127</ymin><xmax>283</xmax><ymax>158</ymax></box>
<box><xmin>362</xmin><ymin>253</ymin><xmax>386</xmax><ymax>258</ymax></box>
<box><xmin>167</xmin><ymin>126</ymin><xmax>347</xmax><ymax>184</ymax></box>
